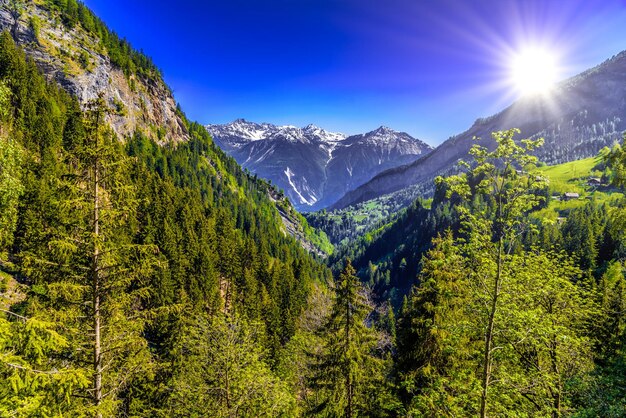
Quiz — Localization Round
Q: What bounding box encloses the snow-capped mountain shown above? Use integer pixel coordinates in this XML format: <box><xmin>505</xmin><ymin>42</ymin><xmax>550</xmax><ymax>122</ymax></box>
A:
<box><xmin>206</xmin><ymin>120</ymin><xmax>432</xmax><ymax>210</ymax></box>
<box><xmin>206</xmin><ymin>119</ymin><xmax>279</xmax><ymax>151</ymax></box>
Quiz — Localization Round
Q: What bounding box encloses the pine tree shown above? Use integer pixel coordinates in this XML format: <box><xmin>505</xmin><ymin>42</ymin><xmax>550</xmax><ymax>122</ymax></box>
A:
<box><xmin>597</xmin><ymin>261</ymin><xmax>626</xmax><ymax>358</ymax></box>
<box><xmin>0</xmin><ymin>82</ymin><xmax>23</xmax><ymax>251</ymax></box>
<box><xmin>396</xmin><ymin>231</ymin><xmax>479</xmax><ymax>415</ymax></box>
<box><xmin>310</xmin><ymin>259</ymin><xmax>387</xmax><ymax>417</ymax></box>
<box><xmin>18</xmin><ymin>94</ymin><xmax>159</xmax><ymax>416</ymax></box>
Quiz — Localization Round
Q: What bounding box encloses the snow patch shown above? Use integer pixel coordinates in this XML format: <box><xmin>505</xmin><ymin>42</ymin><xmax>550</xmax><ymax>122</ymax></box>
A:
<box><xmin>284</xmin><ymin>167</ymin><xmax>317</xmax><ymax>206</ymax></box>
<box><xmin>255</xmin><ymin>146</ymin><xmax>275</xmax><ymax>164</ymax></box>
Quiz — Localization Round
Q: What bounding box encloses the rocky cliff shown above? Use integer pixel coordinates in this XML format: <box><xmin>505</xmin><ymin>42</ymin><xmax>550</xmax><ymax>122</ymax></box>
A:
<box><xmin>0</xmin><ymin>1</ymin><xmax>187</xmax><ymax>143</ymax></box>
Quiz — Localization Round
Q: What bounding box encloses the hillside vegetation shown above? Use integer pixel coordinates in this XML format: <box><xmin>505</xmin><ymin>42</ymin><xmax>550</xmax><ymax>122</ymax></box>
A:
<box><xmin>0</xmin><ymin>31</ymin><xmax>334</xmax><ymax>416</ymax></box>
<box><xmin>0</xmin><ymin>1</ymin><xmax>625</xmax><ymax>416</ymax></box>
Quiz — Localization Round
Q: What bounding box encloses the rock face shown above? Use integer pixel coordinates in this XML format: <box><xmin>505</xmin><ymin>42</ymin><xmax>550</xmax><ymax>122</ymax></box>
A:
<box><xmin>207</xmin><ymin>120</ymin><xmax>432</xmax><ymax>211</ymax></box>
<box><xmin>0</xmin><ymin>3</ymin><xmax>188</xmax><ymax>143</ymax></box>
<box><xmin>332</xmin><ymin>51</ymin><xmax>626</xmax><ymax>210</ymax></box>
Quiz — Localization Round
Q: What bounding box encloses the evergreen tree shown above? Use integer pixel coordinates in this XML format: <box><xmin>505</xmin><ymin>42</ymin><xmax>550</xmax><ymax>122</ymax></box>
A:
<box><xmin>310</xmin><ymin>260</ymin><xmax>389</xmax><ymax>417</ymax></box>
<box><xmin>396</xmin><ymin>231</ymin><xmax>479</xmax><ymax>416</ymax></box>
<box><xmin>18</xmin><ymin>94</ymin><xmax>159</xmax><ymax>416</ymax></box>
<box><xmin>167</xmin><ymin>313</ymin><xmax>295</xmax><ymax>417</ymax></box>
<box><xmin>0</xmin><ymin>82</ymin><xmax>23</xmax><ymax>251</ymax></box>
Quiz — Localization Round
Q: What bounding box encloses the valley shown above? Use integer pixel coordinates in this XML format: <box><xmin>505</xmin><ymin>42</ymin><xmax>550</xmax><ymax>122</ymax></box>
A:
<box><xmin>0</xmin><ymin>0</ymin><xmax>625</xmax><ymax>416</ymax></box>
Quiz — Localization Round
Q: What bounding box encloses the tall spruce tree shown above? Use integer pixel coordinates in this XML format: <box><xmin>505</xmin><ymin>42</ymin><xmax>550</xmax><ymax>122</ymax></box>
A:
<box><xmin>18</xmin><ymin>94</ymin><xmax>159</xmax><ymax>416</ymax></box>
<box><xmin>310</xmin><ymin>260</ymin><xmax>388</xmax><ymax>417</ymax></box>
<box><xmin>396</xmin><ymin>231</ymin><xmax>479</xmax><ymax>416</ymax></box>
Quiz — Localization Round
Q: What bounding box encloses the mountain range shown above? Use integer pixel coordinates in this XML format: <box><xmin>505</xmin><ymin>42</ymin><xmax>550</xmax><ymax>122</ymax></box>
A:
<box><xmin>206</xmin><ymin>120</ymin><xmax>432</xmax><ymax>210</ymax></box>
<box><xmin>332</xmin><ymin>51</ymin><xmax>626</xmax><ymax>209</ymax></box>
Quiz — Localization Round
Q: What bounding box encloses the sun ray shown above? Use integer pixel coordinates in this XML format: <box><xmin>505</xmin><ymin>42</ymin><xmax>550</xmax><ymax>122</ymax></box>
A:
<box><xmin>508</xmin><ymin>47</ymin><xmax>560</xmax><ymax>96</ymax></box>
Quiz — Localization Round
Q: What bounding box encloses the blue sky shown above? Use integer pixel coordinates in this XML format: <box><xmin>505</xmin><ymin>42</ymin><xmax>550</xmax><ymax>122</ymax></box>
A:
<box><xmin>83</xmin><ymin>0</ymin><xmax>626</xmax><ymax>145</ymax></box>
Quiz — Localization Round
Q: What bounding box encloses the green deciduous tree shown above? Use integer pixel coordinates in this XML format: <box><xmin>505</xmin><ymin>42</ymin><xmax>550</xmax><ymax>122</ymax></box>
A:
<box><xmin>604</xmin><ymin>135</ymin><xmax>626</xmax><ymax>189</ymax></box>
<box><xmin>442</xmin><ymin>128</ymin><xmax>547</xmax><ymax>417</ymax></box>
<box><xmin>500</xmin><ymin>251</ymin><xmax>594</xmax><ymax>416</ymax></box>
<box><xmin>394</xmin><ymin>129</ymin><xmax>595</xmax><ymax>417</ymax></box>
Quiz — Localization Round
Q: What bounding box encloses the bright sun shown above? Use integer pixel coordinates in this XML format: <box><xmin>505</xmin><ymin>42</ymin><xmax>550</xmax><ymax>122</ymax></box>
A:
<box><xmin>509</xmin><ymin>47</ymin><xmax>559</xmax><ymax>96</ymax></box>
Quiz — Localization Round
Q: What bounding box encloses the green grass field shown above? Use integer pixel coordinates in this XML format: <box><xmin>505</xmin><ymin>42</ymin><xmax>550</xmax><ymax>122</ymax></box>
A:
<box><xmin>537</xmin><ymin>156</ymin><xmax>601</xmax><ymax>194</ymax></box>
<box><xmin>534</xmin><ymin>156</ymin><xmax>623</xmax><ymax>220</ymax></box>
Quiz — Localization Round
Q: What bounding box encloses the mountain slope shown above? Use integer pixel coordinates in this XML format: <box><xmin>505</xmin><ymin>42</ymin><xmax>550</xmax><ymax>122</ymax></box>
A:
<box><xmin>0</xmin><ymin>14</ymin><xmax>332</xmax><ymax>415</ymax></box>
<box><xmin>207</xmin><ymin>120</ymin><xmax>432</xmax><ymax>211</ymax></box>
<box><xmin>0</xmin><ymin>0</ymin><xmax>188</xmax><ymax>143</ymax></box>
<box><xmin>332</xmin><ymin>51</ymin><xmax>626</xmax><ymax>209</ymax></box>
<box><xmin>0</xmin><ymin>0</ymin><xmax>332</xmax><ymax>254</ymax></box>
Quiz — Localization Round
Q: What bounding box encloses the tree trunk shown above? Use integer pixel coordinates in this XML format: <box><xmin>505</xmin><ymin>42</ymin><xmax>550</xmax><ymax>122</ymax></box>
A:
<box><xmin>480</xmin><ymin>239</ymin><xmax>503</xmax><ymax>418</ymax></box>
<box><xmin>92</xmin><ymin>110</ymin><xmax>102</xmax><ymax>418</ymax></box>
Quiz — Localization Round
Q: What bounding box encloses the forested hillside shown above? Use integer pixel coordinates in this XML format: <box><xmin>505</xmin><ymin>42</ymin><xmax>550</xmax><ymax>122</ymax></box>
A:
<box><xmin>329</xmin><ymin>129</ymin><xmax>626</xmax><ymax>416</ymax></box>
<box><xmin>1</xmin><ymin>0</ymin><xmax>625</xmax><ymax>416</ymax></box>
<box><xmin>0</xmin><ymin>31</ymin><xmax>336</xmax><ymax>416</ymax></box>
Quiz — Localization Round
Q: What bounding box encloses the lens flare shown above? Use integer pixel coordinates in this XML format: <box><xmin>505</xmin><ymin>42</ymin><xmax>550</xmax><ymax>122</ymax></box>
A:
<box><xmin>509</xmin><ymin>48</ymin><xmax>560</xmax><ymax>96</ymax></box>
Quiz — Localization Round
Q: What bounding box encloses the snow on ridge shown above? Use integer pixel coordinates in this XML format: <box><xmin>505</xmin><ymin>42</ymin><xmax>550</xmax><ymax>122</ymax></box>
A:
<box><xmin>284</xmin><ymin>167</ymin><xmax>317</xmax><ymax>206</ymax></box>
<box><xmin>207</xmin><ymin>120</ymin><xmax>430</xmax><ymax>156</ymax></box>
<box><xmin>206</xmin><ymin>119</ymin><xmax>348</xmax><ymax>145</ymax></box>
<box><xmin>303</xmin><ymin>124</ymin><xmax>347</xmax><ymax>142</ymax></box>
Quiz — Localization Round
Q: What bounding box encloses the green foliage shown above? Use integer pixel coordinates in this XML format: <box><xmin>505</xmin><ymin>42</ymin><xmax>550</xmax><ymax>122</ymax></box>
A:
<box><xmin>166</xmin><ymin>313</ymin><xmax>296</xmax><ymax>417</ymax></box>
<box><xmin>309</xmin><ymin>260</ymin><xmax>395</xmax><ymax>417</ymax></box>
<box><xmin>604</xmin><ymin>134</ymin><xmax>626</xmax><ymax>189</ymax></box>
<box><xmin>328</xmin><ymin>198</ymin><xmax>445</xmax><ymax>305</ymax></box>
<box><xmin>0</xmin><ymin>314</ymin><xmax>89</xmax><ymax>416</ymax></box>
<box><xmin>396</xmin><ymin>231</ymin><xmax>479</xmax><ymax>416</ymax></box>
<box><xmin>395</xmin><ymin>130</ymin><xmax>597</xmax><ymax>417</ymax></box>
<box><xmin>0</xmin><ymin>32</ymin><xmax>331</xmax><ymax>415</ymax></box>
<box><xmin>13</xmin><ymin>93</ymin><xmax>160</xmax><ymax>415</ymax></box>
<box><xmin>1</xmin><ymin>7</ymin><xmax>625</xmax><ymax>414</ymax></box>
<box><xmin>28</xmin><ymin>16</ymin><xmax>41</xmax><ymax>42</ymax></box>
<box><xmin>0</xmin><ymin>83</ymin><xmax>24</xmax><ymax>250</ymax></box>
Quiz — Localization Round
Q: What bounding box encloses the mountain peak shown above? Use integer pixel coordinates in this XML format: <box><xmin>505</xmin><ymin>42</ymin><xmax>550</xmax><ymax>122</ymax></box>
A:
<box><xmin>270</xmin><ymin>126</ymin><xmax>310</xmax><ymax>143</ymax></box>
<box><xmin>302</xmin><ymin>124</ymin><xmax>346</xmax><ymax>142</ymax></box>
